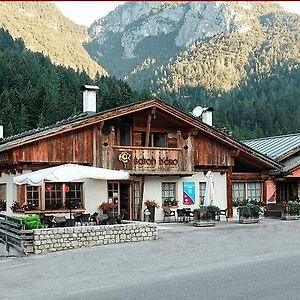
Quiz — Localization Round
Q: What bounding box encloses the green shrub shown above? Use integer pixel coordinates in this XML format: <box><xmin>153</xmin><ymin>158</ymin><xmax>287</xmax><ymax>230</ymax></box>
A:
<box><xmin>16</xmin><ymin>214</ymin><xmax>43</xmax><ymax>230</ymax></box>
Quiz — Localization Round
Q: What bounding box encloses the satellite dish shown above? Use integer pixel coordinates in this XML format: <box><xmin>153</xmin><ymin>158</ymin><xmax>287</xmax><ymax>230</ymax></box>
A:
<box><xmin>192</xmin><ymin>106</ymin><xmax>204</xmax><ymax>117</ymax></box>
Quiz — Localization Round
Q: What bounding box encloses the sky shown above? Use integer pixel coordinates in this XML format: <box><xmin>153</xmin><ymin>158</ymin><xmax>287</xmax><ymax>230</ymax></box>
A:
<box><xmin>55</xmin><ymin>1</ymin><xmax>300</xmax><ymax>27</ymax></box>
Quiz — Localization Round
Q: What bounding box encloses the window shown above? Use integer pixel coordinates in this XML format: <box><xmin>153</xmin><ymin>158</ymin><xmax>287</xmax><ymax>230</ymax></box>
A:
<box><xmin>26</xmin><ymin>185</ymin><xmax>40</xmax><ymax>210</ymax></box>
<box><xmin>66</xmin><ymin>183</ymin><xmax>83</xmax><ymax>209</ymax></box>
<box><xmin>140</xmin><ymin>132</ymin><xmax>167</xmax><ymax>147</ymax></box>
<box><xmin>120</xmin><ymin>124</ymin><xmax>131</xmax><ymax>146</ymax></box>
<box><xmin>17</xmin><ymin>183</ymin><xmax>83</xmax><ymax>211</ymax></box>
<box><xmin>107</xmin><ymin>183</ymin><xmax>119</xmax><ymax>216</ymax></box>
<box><xmin>0</xmin><ymin>184</ymin><xmax>6</xmax><ymax>201</ymax></box>
<box><xmin>162</xmin><ymin>182</ymin><xmax>176</xmax><ymax>203</ymax></box>
<box><xmin>152</xmin><ymin>133</ymin><xmax>166</xmax><ymax>147</ymax></box>
<box><xmin>247</xmin><ymin>183</ymin><xmax>262</xmax><ymax>201</ymax></box>
<box><xmin>233</xmin><ymin>182</ymin><xmax>262</xmax><ymax>202</ymax></box>
<box><xmin>0</xmin><ymin>184</ymin><xmax>6</xmax><ymax>211</ymax></box>
<box><xmin>233</xmin><ymin>183</ymin><xmax>246</xmax><ymax>201</ymax></box>
<box><xmin>45</xmin><ymin>183</ymin><xmax>63</xmax><ymax>210</ymax></box>
<box><xmin>199</xmin><ymin>182</ymin><xmax>206</xmax><ymax>205</ymax></box>
<box><xmin>133</xmin><ymin>181</ymin><xmax>141</xmax><ymax>220</ymax></box>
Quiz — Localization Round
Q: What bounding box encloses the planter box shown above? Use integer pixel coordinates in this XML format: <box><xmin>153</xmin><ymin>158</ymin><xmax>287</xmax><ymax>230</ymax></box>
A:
<box><xmin>193</xmin><ymin>221</ymin><xmax>215</xmax><ymax>227</ymax></box>
<box><xmin>193</xmin><ymin>210</ymin><xmax>216</xmax><ymax>227</ymax></box>
<box><xmin>239</xmin><ymin>218</ymin><xmax>259</xmax><ymax>224</ymax></box>
<box><xmin>281</xmin><ymin>214</ymin><xmax>299</xmax><ymax>221</ymax></box>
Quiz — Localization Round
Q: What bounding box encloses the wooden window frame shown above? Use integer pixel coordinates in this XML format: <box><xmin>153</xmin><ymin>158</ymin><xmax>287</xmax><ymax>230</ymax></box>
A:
<box><xmin>232</xmin><ymin>182</ymin><xmax>262</xmax><ymax>202</ymax></box>
<box><xmin>162</xmin><ymin>182</ymin><xmax>177</xmax><ymax>203</ymax></box>
<box><xmin>199</xmin><ymin>182</ymin><xmax>206</xmax><ymax>205</ymax></box>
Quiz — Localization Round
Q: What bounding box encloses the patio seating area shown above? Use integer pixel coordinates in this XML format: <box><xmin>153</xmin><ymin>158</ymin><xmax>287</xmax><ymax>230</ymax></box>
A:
<box><xmin>40</xmin><ymin>212</ymin><xmax>124</xmax><ymax>228</ymax></box>
<box><xmin>162</xmin><ymin>208</ymin><xmax>228</xmax><ymax>223</ymax></box>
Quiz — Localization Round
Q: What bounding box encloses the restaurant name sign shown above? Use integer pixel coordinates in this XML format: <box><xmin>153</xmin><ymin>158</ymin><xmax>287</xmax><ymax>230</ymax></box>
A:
<box><xmin>117</xmin><ymin>150</ymin><xmax>179</xmax><ymax>170</ymax></box>
<box><xmin>133</xmin><ymin>156</ymin><xmax>178</xmax><ymax>167</ymax></box>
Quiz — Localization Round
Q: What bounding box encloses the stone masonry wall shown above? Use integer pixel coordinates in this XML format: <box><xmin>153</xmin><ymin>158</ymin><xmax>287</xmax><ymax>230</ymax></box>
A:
<box><xmin>31</xmin><ymin>222</ymin><xmax>158</xmax><ymax>254</ymax></box>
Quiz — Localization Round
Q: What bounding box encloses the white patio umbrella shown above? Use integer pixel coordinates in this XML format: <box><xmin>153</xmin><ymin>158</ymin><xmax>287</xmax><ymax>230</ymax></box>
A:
<box><xmin>13</xmin><ymin>164</ymin><xmax>129</xmax><ymax>186</ymax></box>
<box><xmin>13</xmin><ymin>164</ymin><xmax>130</xmax><ymax>218</ymax></box>
<box><xmin>203</xmin><ymin>170</ymin><xmax>215</xmax><ymax>207</ymax></box>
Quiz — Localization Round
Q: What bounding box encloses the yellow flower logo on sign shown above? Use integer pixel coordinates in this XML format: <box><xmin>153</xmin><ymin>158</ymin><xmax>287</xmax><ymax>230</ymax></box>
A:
<box><xmin>118</xmin><ymin>151</ymin><xmax>131</xmax><ymax>169</ymax></box>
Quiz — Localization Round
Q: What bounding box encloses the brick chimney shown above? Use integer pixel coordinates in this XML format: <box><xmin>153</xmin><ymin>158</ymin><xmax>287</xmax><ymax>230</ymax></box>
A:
<box><xmin>80</xmin><ymin>85</ymin><xmax>99</xmax><ymax>114</ymax></box>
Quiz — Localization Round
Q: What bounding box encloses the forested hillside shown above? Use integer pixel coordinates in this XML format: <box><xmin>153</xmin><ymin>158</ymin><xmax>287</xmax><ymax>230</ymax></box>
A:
<box><xmin>87</xmin><ymin>1</ymin><xmax>300</xmax><ymax>139</ymax></box>
<box><xmin>0</xmin><ymin>29</ymin><xmax>138</xmax><ymax>138</ymax></box>
<box><xmin>0</xmin><ymin>1</ymin><xmax>107</xmax><ymax>78</ymax></box>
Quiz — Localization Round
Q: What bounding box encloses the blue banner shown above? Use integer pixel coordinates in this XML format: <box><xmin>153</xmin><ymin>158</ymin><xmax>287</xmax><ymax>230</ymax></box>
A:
<box><xmin>183</xmin><ymin>182</ymin><xmax>195</xmax><ymax>205</ymax></box>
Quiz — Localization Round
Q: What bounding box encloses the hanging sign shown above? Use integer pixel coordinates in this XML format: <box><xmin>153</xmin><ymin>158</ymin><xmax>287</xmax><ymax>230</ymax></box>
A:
<box><xmin>183</xmin><ymin>182</ymin><xmax>195</xmax><ymax>205</ymax></box>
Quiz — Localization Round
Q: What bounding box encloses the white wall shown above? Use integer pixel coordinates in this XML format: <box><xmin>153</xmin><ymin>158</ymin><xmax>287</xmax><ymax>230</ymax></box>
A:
<box><xmin>1</xmin><ymin>170</ymin><xmax>227</xmax><ymax>222</ymax></box>
<box><xmin>84</xmin><ymin>179</ymin><xmax>107</xmax><ymax>214</ymax></box>
<box><xmin>143</xmin><ymin>171</ymin><xmax>227</xmax><ymax>222</ymax></box>
<box><xmin>0</xmin><ymin>173</ymin><xmax>19</xmax><ymax>215</ymax></box>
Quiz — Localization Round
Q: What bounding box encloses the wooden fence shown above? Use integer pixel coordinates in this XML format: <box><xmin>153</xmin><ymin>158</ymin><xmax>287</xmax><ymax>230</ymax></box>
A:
<box><xmin>0</xmin><ymin>214</ymin><xmax>34</xmax><ymax>254</ymax></box>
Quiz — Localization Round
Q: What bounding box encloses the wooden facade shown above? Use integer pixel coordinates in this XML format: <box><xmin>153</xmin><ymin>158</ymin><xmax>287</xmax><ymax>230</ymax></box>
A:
<box><xmin>0</xmin><ymin>98</ymin><xmax>281</xmax><ymax>219</ymax></box>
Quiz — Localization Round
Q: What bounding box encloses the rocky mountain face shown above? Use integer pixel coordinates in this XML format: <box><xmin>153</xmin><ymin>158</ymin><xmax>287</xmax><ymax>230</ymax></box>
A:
<box><xmin>86</xmin><ymin>1</ymin><xmax>299</xmax><ymax>93</ymax></box>
<box><xmin>0</xmin><ymin>2</ymin><xmax>107</xmax><ymax>78</ymax></box>
<box><xmin>89</xmin><ymin>1</ymin><xmax>255</xmax><ymax>59</ymax></box>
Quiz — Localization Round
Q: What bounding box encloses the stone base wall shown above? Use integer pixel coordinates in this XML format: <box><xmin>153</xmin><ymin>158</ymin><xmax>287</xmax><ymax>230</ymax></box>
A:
<box><xmin>31</xmin><ymin>222</ymin><xmax>158</xmax><ymax>254</ymax></box>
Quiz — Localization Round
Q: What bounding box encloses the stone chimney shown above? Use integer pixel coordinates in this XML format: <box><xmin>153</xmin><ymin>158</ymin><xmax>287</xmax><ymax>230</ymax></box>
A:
<box><xmin>80</xmin><ymin>85</ymin><xmax>99</xmax><ymax>114</ymax></box>
<box><xmin>202</xmin><ymin>107</ymin><xmax>214</xmax><ymax>126</ymax></box>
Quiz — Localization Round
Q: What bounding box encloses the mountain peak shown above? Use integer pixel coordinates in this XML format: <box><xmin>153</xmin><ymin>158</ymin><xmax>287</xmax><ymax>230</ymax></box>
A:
<box><xmin>89</xmin><ymin>1</ymin><xmax>283</xmax><ymax>60</ymax></box>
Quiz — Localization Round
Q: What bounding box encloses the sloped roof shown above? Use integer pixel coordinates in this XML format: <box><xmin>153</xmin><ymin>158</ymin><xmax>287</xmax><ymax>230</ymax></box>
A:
<box><xmin>243</xmin><ymin>133</ymin><xmax>300</xmax><ymax>161</ymax></box>
<box><xmin>0</xmin><ymin>98</ymin><xmax>281</xmax><ymax>170</ymax></box>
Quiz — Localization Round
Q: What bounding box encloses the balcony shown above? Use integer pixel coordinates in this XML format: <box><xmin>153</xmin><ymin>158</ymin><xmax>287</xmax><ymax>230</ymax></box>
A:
<box><xmin>110</xmin><ymin>146</ymin><xmax>193</xmax><ymax>175</ymax></box>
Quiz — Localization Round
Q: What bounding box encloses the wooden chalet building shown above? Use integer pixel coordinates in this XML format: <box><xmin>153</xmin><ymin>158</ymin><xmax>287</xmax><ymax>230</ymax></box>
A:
<box><xmin>0</xmin><ymin>87</ymin><xmax>281</xmax><ymax>221</ymax></box>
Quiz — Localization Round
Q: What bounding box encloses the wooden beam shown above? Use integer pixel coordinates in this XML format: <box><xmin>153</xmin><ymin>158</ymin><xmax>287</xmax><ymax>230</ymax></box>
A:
<box><xmin>145</xmin><ymin>109</ymin><xmax>153</xmax><ymax>147</ymax></box>
<box><xmin>227</xmin><ymin>167</ymin><xmax>233</xmax><ymax>218</ymax></box>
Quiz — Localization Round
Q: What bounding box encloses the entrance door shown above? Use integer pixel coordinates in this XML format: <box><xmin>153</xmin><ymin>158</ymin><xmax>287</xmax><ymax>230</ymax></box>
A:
<box><xmin>120</xmin><ymin>183</ymin><xmax>131</xmax><ymax>220</ymax></box>
<box><xmin>276</xmin><ymin>182</ymin><xmax>299</xmax><ymax>202</ymax></box>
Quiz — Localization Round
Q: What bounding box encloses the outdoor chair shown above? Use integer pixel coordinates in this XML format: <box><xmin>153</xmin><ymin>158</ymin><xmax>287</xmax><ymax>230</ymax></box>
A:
<box><xmin>116</xmin><ymin>213</ymin><xmax>124</xmax><ymax>224</ymax></box>
<box><xmin>176</xmin><ymin>209</ymin><xmax>186</xmax><ymax>223</ymax></box>
<box><xmin>183</xmin><ymin>208</ymin><xmax>194</xmax><ymax>223</ymax></box>
<box><xmin>54</xmin><ymin>216</ymin><xmax>67</xmax><ymax>227</ymax></box>
<box><xmin>107</xmin><ymin>216</ymin><xmax>117</xmax><ymax>225</ymax></box>
<box><xmin>95</xmin><ymin>212</ymin><xmax>109</xmax><ymax>225</ymax></box>
<box><xmin>216</xmin><ymin>209</ymin><xmax>228</xmax><ymax>221</ymax></box>
<box><xmin>163</xmin><ymin>208</ymin><xmax>176</xmax><ymax>222</ymax></box>
<box><xmin>90</xmin><ymin>212</ymin><xmax>98</xmax><ymax>225</ymax></box>
<box><xmin>80</xmin><ymin>213</ymin><xmax>91</xmax><ymax>226</ymax></box>
<box><xmin>65</xmin><ymin>218</ymin><xmax>76</xmax><ymax>227</ymax></box>
<box><xmin>41</xmin><ymin>215</ymin><xmax>55</xmax><ymax>228</ymax></box>
<box><xmin>73</xmin><ymin>212</ymin><xmax>82</xmax><ymax>226</ymax></box>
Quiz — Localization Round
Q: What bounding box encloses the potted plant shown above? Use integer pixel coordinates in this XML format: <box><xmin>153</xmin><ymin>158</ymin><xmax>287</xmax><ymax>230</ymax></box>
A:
<box><xmin>99</xmin><ymin>202</ymin><xmax>115</xmax><ymax>214</ymax></box>
<box><xmin>281</xmin><ymin>201</ymin><xmax>300</xmax><ymax>220</ymax></box>
<box><xmin>206</xmin><ymin>205</ymin><xmax>220</xmax><ymax>220</ymax></box>
<box><xmin>10</xmin><ymin>201</ymin><xmax>23</xmax><ymax>212</ymax></box>
<box><xmin>144</xmin><ymin>200</ymin><xmax>159</xmax><ymax>222</ymax></box>
<box><xmin>162</xmin><ymin>198</ymin><xmax>178</xmax><ymax>208</ymax></box>
<box><xmin>238</xmin><ymin>203</ymin><xmax>261</xmax><ymax>223</ymax></box>
<box><xmin>162</xmin><ymin>198</ymin><xmax>172</xmax><ymax>207</ymax></box>
<box><xmin>193</xmin><ymin>205</ymin><xmax>219</xmax><ymax>226</ymax></box>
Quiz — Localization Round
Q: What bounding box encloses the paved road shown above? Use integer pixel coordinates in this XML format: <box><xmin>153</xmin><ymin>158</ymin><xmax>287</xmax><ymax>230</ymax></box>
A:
<box><xmin>1</xmin><ymin>219</ymin><xmax>300</xmax><ymax>299</ymax></box>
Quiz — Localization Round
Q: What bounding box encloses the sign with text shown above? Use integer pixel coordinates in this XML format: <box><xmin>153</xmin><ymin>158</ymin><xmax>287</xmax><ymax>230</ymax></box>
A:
<box><xmin>183</xmin><ymin>182</ymin><xmax>195</xmax><ymax>205</ymax></box>
<box><xmin>115</xmin><ymin>148</ymin><xmax>181</xmax><ymax>172</ymax></box>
